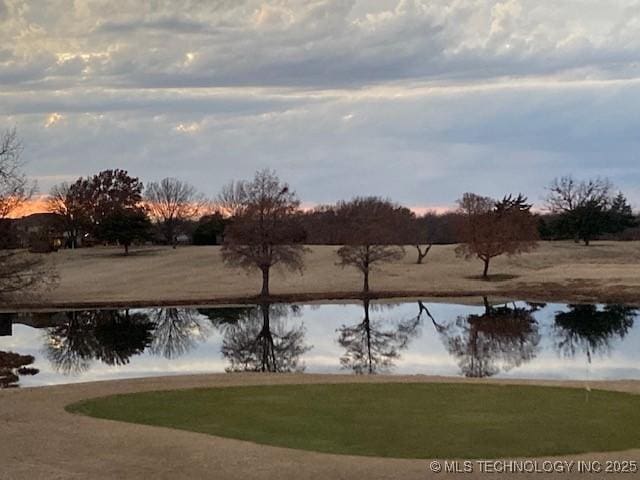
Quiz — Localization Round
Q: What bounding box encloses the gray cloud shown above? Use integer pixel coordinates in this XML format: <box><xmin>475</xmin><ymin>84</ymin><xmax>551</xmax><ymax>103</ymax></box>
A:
<box><xmin>94</xmin><ymin>15</ymin><xmax>222</xmax><ymax>35</ymax></box>
<box><xmin>1</xmin><ymin>0</ymin><xmax>640</xmax><ymax>209</ymax></box>
<box><xmin>4</xmin><ymin>1</ymin><xmax>640</xmax><ymax>89</ymax></box>
<box><xmin>13</xmin><ymin>78</ymin><xmax>640</xmax><ymax>207</ymax></box>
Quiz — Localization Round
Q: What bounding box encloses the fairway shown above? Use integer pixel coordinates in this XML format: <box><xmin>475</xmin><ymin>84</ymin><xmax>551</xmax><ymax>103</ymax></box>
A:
<box><xmin>24</xmin><ymin>241</ymin><xmax>640</xmax><ymax>309</ymax></box>
<box><xmin>67</xmin><ymin>383</ymin><xmax>640</xmax><ymax>459</ymax></box>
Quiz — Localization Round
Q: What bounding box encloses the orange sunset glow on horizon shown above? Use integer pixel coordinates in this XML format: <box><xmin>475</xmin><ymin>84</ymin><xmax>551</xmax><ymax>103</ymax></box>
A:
<box><xmin>6</xmin><ymin>197</ymin><xmax>50</xmax><ymax>218</ymax></box>
<box><xmin>8</xmin><ymin>198</ymin><xmax>454</xmax><ymax>219</ymax></box>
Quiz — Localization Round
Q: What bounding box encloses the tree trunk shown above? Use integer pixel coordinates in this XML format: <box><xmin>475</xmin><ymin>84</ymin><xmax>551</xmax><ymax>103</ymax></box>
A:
<box><xmin>166</xmin><ymin>223</ymin><xmax>175</xmax><ymax>247</ymax></box>
<box><xmin>415</xmin><ymin>244</ymin><xmax>432</xmax><ymax>264</ymax></box>
<box><xmin>363</xmin><ymin>300</ymin><xmax>372</xmax><ymax>373</ymax></box>
<box><xmin>124</xmin><ymin>243</ymin><xmax>129</xmax><ymax>256</ymax></box>
<box><xmin>363</xmin><ymin>269</ymin><xmax>369</xmax><ymax>294</ymax></box>
<box><xmin>482</xmin><ymin>257</ymin><xmax>490</xmax><ymax>278</ymax></box>
<box><xmin>362</xmin><ymin>246</ymin><xmax>371</xmax><ymax>294</ymax></box>
<box><xmin>483</xmin><ymin>296</ymin><xmax>491</xmax><ymax>312</ymax></box>
<box><xmin>261</xmin><ymin>267</ymin><xmax>270</xmax><ymax>297</ymax></box>
<box><xmin>584</xmin><ymin>238</ymin><xmax>590</xmax><ymax>246</ymax></box>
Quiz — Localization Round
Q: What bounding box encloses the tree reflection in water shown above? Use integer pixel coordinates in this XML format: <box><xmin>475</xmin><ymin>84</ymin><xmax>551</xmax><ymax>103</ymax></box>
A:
<box><xmin>337</xmin><ymin>299</ymin><xmax>421</xmax><ymax>374</ymax></box>
<box><xmin>149</xmin><ymin>308</ymin><xmax>211</xmax><ymax>359</ymax></box>
<box><xmin>554</xmin><ymin>304</ymin><xmax>636</xmax><ymax>362</ymax></box>
<box><xmin>45</xmin><ymin>310</ymin><xmax>154</xmax><ymax>374</ymax></box>
<box><xmin>434</xmin><ymin>298</ymin><xmax>541</xmax><ymax>378</ymax></box>
<box><xmin>21</xmin><ymin>300</ymin><xmax>640</xmax><ymax>381</ymax></box>
<box><xmin>217</xmin><ymin>303</ymin><xmax>311</xmax><ymax>372</ymax></box>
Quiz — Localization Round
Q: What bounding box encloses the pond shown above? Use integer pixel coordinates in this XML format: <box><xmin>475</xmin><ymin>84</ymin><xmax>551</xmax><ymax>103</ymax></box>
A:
<box><xmin>1</xmin><ymin>299</ymin><xmax>639</xmax><ymax>388</ymax></box>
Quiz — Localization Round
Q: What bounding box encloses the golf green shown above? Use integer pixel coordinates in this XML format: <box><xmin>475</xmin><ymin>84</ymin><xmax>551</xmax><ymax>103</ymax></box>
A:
<box><xmin>67</xmin><ymin>383</ymin><xmax>640</xmax><ymax>459</ymax></box>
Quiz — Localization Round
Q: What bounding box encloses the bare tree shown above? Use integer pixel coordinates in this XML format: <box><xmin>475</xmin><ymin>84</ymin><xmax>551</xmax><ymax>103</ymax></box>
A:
<box><xmin>145</xmin><ymin>178</ymin><xmax>208</xmax><ymax>246</ymax></box>
<box><xmin>414</xmin><ymin>244</ymin><xmax>432</xmax><ymax>264</ymax></box>
<box><xmin>546</xmin><ymin>176</ymin><xmax>612</xmax><ymax>213</ymax></box>
<box><xmin>0</xmin><ymin>128</ymin><xmax>34</xmax><ymax>219</ymax></box>
<box><xmin>545</xmin><ymin>176</ymin><xmax>614</xmax><ymax>245</ymax></box>
<box><xmin>455</xmin><ymin>193</ymin><xmax>538</xmax><ymax>278</ymax></box>
<box><xmin>221</xmin><ymin>170</ymin><xmax>307</xmax><ymax>297</ymax></box>
<box><xmin>0</xmin><ymin>129</ymin><xmax>56</xmax><ymax>299</ymax></box>
<box><xmin>334</xmin><ymin>197</ymin><xmax>407</xmax><ymax>294</ymax></box>
<box><xmin>408</xmin><ymin>215</ymin><xmax>434</xmax><ymax>264</ymax></box>
<box><xmin>217</xmin><ymin>180</ymin><xmax>247</xmax><ymax>218</ymax></box>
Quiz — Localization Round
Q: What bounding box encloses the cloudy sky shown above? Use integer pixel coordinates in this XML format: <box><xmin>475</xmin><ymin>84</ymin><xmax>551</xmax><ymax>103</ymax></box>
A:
<box><xmin>2</xmin><ymin>0</ymin><xmax>640</xmax><ymax>211</ymax></box>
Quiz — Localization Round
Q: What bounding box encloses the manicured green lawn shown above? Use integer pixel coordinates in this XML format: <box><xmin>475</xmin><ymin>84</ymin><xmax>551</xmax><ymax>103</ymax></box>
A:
<box><xmin>67</xmin><ymin>383</ymin><xmax>640</xmax><ymax>459</ymax></box>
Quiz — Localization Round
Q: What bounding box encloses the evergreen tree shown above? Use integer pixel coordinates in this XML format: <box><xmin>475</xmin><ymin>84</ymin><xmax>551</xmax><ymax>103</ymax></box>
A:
<box><xmin>607</xmin><ymin>192</ymin><xmax>637</xmax><ymax>234</ymax></box>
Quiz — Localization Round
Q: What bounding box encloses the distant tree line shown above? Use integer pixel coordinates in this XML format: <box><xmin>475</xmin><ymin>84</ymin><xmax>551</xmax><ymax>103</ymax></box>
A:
<box><xmin>42</xmin><ymin>168</ymin><xmax>639</xmax><ymax>256</ymax></box>
<box><xmin>301</xmin><ymin>179</ymin><xmax>638</xmax><ymax>246</ymax></box>
<box><xmin>1</xmin><ymin>126</ymin><xmax>639</xmax><ymax>299</ymax></box>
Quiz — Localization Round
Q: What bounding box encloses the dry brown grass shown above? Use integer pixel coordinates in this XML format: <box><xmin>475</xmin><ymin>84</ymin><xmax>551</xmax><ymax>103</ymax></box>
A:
<box><xmin>7</xmin><ymin>240</ymin><xmax>640</xmax><ymax>308</ymax></box>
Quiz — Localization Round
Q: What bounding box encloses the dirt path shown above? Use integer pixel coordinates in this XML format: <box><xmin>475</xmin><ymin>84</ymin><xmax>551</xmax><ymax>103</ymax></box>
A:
<box><xmin>2</xmin><ymin>374</ymin><xmax>639</xmax><ymax>479</ymax></box>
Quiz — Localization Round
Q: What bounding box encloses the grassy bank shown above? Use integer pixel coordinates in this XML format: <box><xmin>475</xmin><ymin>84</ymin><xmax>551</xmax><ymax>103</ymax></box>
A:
<box><xmin>68</xmin><ymin>383</ymin><xmax>640</xmax><ymax>459</ymax></box>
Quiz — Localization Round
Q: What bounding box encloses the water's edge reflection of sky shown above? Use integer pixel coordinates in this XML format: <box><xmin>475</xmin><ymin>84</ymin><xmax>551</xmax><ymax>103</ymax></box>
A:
<box><xmin>1</xmin><ymin>300</ymin><xmax>639</xmax><ymax>387</ymax></box>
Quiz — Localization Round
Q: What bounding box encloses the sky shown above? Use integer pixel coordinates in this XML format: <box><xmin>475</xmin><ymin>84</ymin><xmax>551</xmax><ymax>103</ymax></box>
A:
<box><xmin>2</xmin><ymin>0</ymin><xmax>640</xmax><ymax>212</ymax></box>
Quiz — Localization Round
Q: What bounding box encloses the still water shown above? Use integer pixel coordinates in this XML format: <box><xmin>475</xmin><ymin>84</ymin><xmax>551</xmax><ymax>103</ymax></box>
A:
<box><xmin>1</xmin><ymin>299</ymin><xmax>639</xmax><ymax>387</ymax></box>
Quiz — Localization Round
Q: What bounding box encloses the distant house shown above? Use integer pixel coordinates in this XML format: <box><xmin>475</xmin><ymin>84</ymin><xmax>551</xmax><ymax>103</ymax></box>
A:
<box><xmin>10</xmin><ymin>213</ymin><xmax>63</xmax><ymax>251</ymax></box>
<box><xmin>175</xmin><ymin>233</ymin><xmax>190</xmax><ymax>244</ymax></box>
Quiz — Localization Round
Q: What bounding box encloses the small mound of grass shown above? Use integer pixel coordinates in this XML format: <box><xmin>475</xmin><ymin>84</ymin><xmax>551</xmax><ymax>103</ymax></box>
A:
<box><xmin>67</xmin><ymin>383</ymin><xmax>640</xmax><ymax>459</ymax></box>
